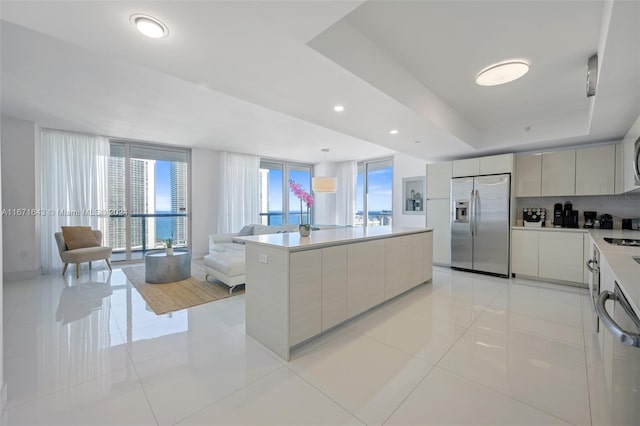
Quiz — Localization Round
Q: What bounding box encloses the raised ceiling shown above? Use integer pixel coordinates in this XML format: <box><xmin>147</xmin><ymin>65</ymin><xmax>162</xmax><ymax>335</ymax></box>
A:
<box><xmin>1</xmin><ymin>0</ymin><xmax>639</xmax><ymax>163</ymax></box>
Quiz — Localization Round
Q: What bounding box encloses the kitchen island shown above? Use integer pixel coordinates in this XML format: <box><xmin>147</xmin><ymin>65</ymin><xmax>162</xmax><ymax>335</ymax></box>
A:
<box><xmin>239</xmin><ymin>227</ymin><xmax>433</xmax><ymax>360</ymax></box>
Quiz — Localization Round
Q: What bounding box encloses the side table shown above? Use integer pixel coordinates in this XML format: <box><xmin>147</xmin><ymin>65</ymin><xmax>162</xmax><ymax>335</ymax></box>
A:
<box><xmin>145</xmin><ymin>249</ymin><xmax>191</xmax><ymax>284</ymax></box>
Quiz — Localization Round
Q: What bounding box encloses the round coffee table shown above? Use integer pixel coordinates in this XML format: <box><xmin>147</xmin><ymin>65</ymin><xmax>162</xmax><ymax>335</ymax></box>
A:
<box><xmin>145</xmin><ymin>249</ymin><xmax>191</xmax><ymax>284</ymax></box>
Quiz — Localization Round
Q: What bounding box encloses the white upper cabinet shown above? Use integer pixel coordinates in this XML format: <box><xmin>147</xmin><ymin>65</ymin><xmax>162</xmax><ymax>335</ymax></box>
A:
<box><xmin>515</xmin><ymin>154</ymin><xmax>542</xmax><ymax>197</ymax></box>
<box><xmin>480</xmin><ymin>153</ymin><xmax>514</xmax><ymax>175</ymax></box>
<box><xmin>426</xmin><ymin>161</ymin><xmax>452</xmax><ymax>198</ymax></box>
<box><xmin>452</xmin><ymin>158</ymin><xmax>480</xmax><ymax>177</ymax></box>
<box><xmin>541</xmin><ymin>150</ymin><xmax>576</xmax><ymax>196</ymax></box>
<box><xmin>575</xmin><ymin>145</ymin><xmax>615</xmax><ymax>195</ymax></box>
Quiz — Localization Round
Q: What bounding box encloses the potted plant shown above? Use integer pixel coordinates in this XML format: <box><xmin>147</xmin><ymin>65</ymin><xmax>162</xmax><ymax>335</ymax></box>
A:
<box><xmin>165</xmin><ymin>238</ymin><xmax>173</xmax><ymax>256</ymax></box>
<box><xmin>289</xmin><ymin>179</ymin><xmax>314</xmax><ymax>237</ymax></box>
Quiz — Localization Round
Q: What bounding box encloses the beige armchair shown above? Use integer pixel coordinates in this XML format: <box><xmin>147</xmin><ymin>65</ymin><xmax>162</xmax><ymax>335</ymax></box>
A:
<box><xmin>55</xmin><ymin>230</ymin><xmax>113</xmax><ymax>278</ymax></box>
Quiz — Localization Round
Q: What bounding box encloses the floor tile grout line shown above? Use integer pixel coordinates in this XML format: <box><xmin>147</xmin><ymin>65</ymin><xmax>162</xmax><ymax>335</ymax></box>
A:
<box><xmin>280</xmin><ymin>364</ymin><xmax>368</xmax><ymax>426</ymax></box>
<box><xmin>168</xmin><ymin>365</ymin><xmax>289</xmax><ymax>426</ymax></box>
<box><xmin>436</xmin><ymin>364</ymin><xmax>579</xmax><ymax>426</ymax></box>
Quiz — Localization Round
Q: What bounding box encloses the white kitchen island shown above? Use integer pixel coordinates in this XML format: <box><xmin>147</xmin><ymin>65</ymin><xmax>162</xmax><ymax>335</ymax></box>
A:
<box><xmin>239</xmin><ymin>227</ymin><xmax>433</xmax><ymax>360</ymax></box>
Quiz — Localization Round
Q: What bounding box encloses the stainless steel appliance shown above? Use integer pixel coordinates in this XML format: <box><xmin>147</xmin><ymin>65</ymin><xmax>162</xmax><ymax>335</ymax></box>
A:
<box><xmin>603</xmin><ymin>237</ymin><xmax>640</xmax><ymax>247</ymax></box>
<box><xmin>585</xmin><ymin>245</ymin><xmax>600</xmax><ymax>331</ymax></box>
<box><xmin>523</xmin><ymin>208</ymin><xmax>545</xmax><ymax>227</ymax></box>
<box><xmin>634</xmin><ymin>136</ymin><xmax>640</xmax><ymax>185</ymax></box>
<box><xmin>595</xmin><ymin>282</ymin><xmax>640</xmax><ymax>424</ymax></box>
<box><xmin>451</xmin><ymin>174</ymin><xmax>510</xmax><ymax>277</ymax></box>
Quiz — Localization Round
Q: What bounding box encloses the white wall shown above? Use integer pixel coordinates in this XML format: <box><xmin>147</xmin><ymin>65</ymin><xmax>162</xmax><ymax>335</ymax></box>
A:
<box><xmin>312</xmin><ymin>162</ymin><xmax>337</xmax><ymax>225</ymax></box>
<box><xmin>393</xmin><ymin>153</ymin><xmax>427</xmax><ymax>228</ymax></box>
<box><xmin>0</xmin><ymin>124</ymin><xmax>5</xmax><ymax>417</ymax></box>
<box><xmin>190</xmin><ymin>148</ymin><xmax>219</xmax><ymax>258</ymax></box>
<box><xmin>1</xmin><ymin>117</ymin><xmax>40</xmax><ymax>280</ymax></box>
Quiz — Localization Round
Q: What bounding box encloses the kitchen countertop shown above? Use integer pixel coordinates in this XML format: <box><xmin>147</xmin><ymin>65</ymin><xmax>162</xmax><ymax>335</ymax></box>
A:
<box><xmin>237</xmin><ymin>226</ymin><xmax>432</xmax><ymax>251</ymax></box>
<box><xmin>511</xmin><ymin>226</ymin><xmax>588</xmax><ymax>233</ymax></box>
<box><xmin>588</xmin><ymin>229</ymin><xmax>640</xmax><ymax>317</ymax></box>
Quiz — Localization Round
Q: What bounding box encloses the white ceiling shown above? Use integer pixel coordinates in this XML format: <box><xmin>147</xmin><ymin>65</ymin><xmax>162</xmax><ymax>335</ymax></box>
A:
<box><xmin>1</xmin><ymin>0</ymin><xmax>639</xmax><ymax>163</ymax></box>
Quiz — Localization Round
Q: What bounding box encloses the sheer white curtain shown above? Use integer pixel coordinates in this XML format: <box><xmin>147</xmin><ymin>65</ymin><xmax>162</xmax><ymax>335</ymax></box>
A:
<box><xmin>40</xmin><ymin>129</ymin><xmax>110</xmax><ymax>273</ymax></box>
<box><xmin>335</xmin><ymin>160</ymin><xmax>357</xmax><ymax>226</ymax></box>
<box><xmin>217</xmin><ymin>152</ymin><xmax>260</xmax><ymax>234</ymax></box>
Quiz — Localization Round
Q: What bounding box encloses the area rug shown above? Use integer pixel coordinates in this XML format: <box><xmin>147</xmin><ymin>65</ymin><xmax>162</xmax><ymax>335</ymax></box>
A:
<box><xmin>121</xmin><ymin>260</ymin><xmax>244</xmax><ymax>315</ymax></box>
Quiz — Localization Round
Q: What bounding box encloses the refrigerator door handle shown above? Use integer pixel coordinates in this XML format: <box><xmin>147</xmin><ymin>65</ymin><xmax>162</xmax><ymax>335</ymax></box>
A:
<box><xmin>469</xmin><ymin>190</ymin><xmax>475</xmax><ymax>236</ymax></box>
<box><xmin>472</xmin><ymin>189</ymin><xmax>478</xmax><ymax>236</ymax></box>
<box><xmin>596</xmin><ymin>290</ymin><xmax>640</xmax><ymax>348</ymax></box>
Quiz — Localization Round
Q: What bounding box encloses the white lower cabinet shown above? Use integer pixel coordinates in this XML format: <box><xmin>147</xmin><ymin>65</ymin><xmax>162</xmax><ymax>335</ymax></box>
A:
<box><xmin>423</xmin><ymin>231</ymin><xmax>434</xmax><ymax>283</ymax></box>
<box><xmin>538</xmin><ymin>232</ymin><xmax>584</xmax><ymax>283</ymax></box>
<box><xmin>511</xmin><ymin>229</ymin><xmax>585</xmax><ymax>284</ymax></box>
<box><xmin>321</xmin><ymin>246</ymin><xmax>347</xmax><ymax>331</ymax></box>
<box><xmin>401</xmin><ymin>233</ymin><xmax>424</xmax><ymax>293</ymax></box>
<box><xmin>347</xmin><ymin>240</ymin><xmax>386</xmax><ymax>317</ymax></box>
<box><xmin>511</xmin><ymin>229</ymin><xmax>538</xmax><ymax>276</ymax></box>
<box><xmin>289</xmin><ymin>250</ymin><xmax>322</xmax><ymax>346</ymax></box>
<box><xmin>426</xmin><ymin>198</ymin><xmax>451</xmax><ymax>265</ymax></box>
<box><xmin>385</xmin><ymin>237</ymin><xmax>402</xmax><ymax>300</ymax></box>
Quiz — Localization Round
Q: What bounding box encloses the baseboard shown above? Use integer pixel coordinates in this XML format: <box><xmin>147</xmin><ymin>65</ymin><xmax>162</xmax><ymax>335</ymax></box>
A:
<box><xmin>3</xmin><ymin>268</ymin><xmax>40</xmax><ymax>281</ymax></box>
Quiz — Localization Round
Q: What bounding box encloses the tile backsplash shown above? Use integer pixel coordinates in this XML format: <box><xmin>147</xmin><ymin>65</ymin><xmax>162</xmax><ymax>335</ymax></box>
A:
<box><xmin>516</xmin><ymin>192</ymin><xmax>640</xmax><ymax>228</ymax></box>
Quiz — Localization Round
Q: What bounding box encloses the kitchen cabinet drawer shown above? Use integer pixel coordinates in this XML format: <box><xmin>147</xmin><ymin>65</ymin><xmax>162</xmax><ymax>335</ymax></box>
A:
<box><xmin>426</xmin><ymin>162</ymin><xmax>452</xmax><ymax>198</ymax></box>
<box><xmin>541</xmin><ymin>150</ymin><xmax>576</xmax><ymax>196</ymax></box>
<box><xmin>515</xmin><ymin>154</ymin><xmax>542</xmax><ymax>197</ymax></box>
<box><xmin>575</xmin><ymin>145</ymin><xmax>615</xmax><ymax>195</ymax></box>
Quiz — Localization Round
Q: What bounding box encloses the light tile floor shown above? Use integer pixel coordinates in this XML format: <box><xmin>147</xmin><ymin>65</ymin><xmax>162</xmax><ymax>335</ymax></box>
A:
<box><xmin>3</xmin><ymin>265</ymin><xmax>605</xmax><ymax>425</ymax></box>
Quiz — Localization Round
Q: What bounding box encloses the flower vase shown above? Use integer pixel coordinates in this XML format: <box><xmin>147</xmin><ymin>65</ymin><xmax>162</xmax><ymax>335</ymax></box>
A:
<box><xmin>165</xmin><ymin>247</ymin><xmax>174</xmax><ymax>256</ymax></box>
<box><xmin>299</xmin><ymin>225</ymin><xmax>311</xmax><ymax>237</ymax></box>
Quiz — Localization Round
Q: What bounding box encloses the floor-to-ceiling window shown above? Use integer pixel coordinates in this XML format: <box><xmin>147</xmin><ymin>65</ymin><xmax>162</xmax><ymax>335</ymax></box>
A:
<box><xmin>108</xmin><ymin>142</ymin><xmax>190</xmax><ymax>261</ymax></box>
<box><xmin>355</xmin><ymin>158</ymin><xmax>393</xmax><ymax>226</ymax></box>
<box><xmin>259</xmin><ymin>160</ymin><xmax>312</xmax><ymax>225</ymax></box>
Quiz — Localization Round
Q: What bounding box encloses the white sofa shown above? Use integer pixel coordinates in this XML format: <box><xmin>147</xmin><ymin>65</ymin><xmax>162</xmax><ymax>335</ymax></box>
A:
<box><xmin>203</xmin><ymin>224</ymin><xmax>299</xmax><ymax>293</ymax></box>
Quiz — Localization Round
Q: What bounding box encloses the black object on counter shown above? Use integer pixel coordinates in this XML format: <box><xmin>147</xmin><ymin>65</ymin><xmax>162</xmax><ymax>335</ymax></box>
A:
<box><xmin>584</xmin><ymin>211</ymin><xmax>597</xmax><ymax>228</ymax></box>
<box><xmin>564</xmin><ymin>211</ymin><xmax>579</xmax><ymax>228</ymax></box>
<box><xmin>600</xmin><ymin>214</ymin><xmax>613</xmax><ymax>229</ymax></box>
<box><xmin>554</xmin><ymin>203</ymin><xmax>563</xmax><ymax>227</ymax></box>
<box><xmin>622</xmin><ymin>219</ymin><xmax>632</xmax><ymax>230</ymax></box>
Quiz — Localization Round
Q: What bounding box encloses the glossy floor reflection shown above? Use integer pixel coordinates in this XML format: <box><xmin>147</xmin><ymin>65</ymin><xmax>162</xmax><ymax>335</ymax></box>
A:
<box><xmin>3</xmin><ymin>266</ymin><xmax>600</xmax><ymax>425</ymax></box>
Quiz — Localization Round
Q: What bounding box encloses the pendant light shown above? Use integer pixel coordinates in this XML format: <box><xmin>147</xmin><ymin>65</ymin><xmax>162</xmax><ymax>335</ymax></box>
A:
<box><xmin>312</xmin><ymin>149</ymin><xmax>337</xmax><ymax>193</ymax></box>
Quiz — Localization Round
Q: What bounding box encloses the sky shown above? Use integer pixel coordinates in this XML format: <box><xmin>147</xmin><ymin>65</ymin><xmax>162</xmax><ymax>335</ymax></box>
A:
<box><xmin>155</xmin><ymin>161</ymin><xmax>172</xmax><ymax>211</ymax></box>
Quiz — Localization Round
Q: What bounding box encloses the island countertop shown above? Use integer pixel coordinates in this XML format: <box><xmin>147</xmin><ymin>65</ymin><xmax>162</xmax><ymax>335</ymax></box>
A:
<box><xmin>237</xmin><ymin>226</ymin><xmax>433</xmax><ymax>251</ymax></box>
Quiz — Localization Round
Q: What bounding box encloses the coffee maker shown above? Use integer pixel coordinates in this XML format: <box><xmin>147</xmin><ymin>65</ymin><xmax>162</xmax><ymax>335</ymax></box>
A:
<box><xmin>563</xmin><ymin>201</ymin><xmax>579</xmax><ymax>228</ymax></box>
<box><xmin>553</xmin><ymin>203</ymin><xmax>563</xmax><ymax>227</ymax></box>
<box><xmin>584</xmin><ymin>211</ymin><xmax>597</xmax><ymax>228</ymax></box>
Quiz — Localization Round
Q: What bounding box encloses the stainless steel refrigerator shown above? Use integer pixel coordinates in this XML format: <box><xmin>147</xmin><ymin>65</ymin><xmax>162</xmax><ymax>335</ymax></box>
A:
<box><xmin>450</xmin><ymin>174</ymin><xmax>510</xmax><ymax>276</ymax></box>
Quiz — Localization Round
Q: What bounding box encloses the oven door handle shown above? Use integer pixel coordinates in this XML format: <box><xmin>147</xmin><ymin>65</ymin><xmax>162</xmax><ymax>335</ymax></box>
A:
<box><xmin>634</xmin><ymin>137</ymin><xmax>640</xmax><ymax>185</ymax></box>
<box><xmin>596</xmin><ymin>290</ymin><xmax>640</xmax><ymax>348</ymax></box>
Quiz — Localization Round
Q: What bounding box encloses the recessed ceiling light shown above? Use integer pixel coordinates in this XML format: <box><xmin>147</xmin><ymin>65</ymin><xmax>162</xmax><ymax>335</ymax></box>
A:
<box><xmin>130</xmin><ymin>14</ymin><xmax>169</xmax><ymax>39</ymax></box>
<box><xmin>333</xmin><ymin>105</ymin><xmax>345</xmax><ymax>112</ymax></box>
<box><xmin>475</xmin><ymin>61</ymin><xmax>529</xmax><ymax>86</ymax></box>
<box><xmin>390</xmin><ymin>129</ymin><xmax>399</xmax><ymax>135</ymax></box>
